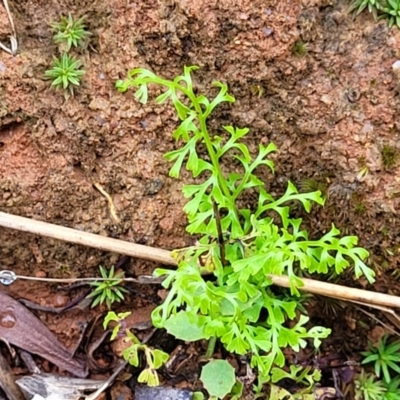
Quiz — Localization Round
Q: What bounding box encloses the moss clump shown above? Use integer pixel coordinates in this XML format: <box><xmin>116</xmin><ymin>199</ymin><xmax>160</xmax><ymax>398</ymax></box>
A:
<box><xmin>298</xmin><ymin>177</ymin><xmax>327</xmax><ymax>196</ymax></box>
<box><xmin>291</xmin><ymin>40</ymin><xmax>308</xmax><ymax>57</ymax></box>
<box><xmin>381</xmin><ymin>144</ymin><xmax>399</xmax><ymax>169</ymax></box>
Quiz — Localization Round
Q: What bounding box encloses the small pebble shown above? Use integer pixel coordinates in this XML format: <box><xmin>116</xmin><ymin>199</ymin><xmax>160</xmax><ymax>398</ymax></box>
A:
<box><xmin>361</xmin><ymin>121</ymin><xmax>374</xmax><ymax>134</ymax></box>
<box><xmin>320</xmin><ymin>94</ymin><xmax>333</xmax><ymax>105</ymax></box>
<box><xmin>54</xmin><ymin>294</ymin><xmax>68</xmax><ymax>307</ymax></box>
<box><xmin>263</xmin><ymin>27</ymin><xmax>273</xmax><ymax>36</ymax></box>
<box><xmin>35</xmin><ymin>270</ymin><xmax>47</xmax><ymax>278</ymax></box>
<box><xmin>392</xmin><ymin>60</ymin><xmax>400</xmax><ymax>77</ymax></box>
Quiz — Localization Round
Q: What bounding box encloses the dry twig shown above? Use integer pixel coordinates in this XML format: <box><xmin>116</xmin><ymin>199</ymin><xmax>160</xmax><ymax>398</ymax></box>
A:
<box><xmin>0</xmin><ymin>0</ymin><xmax>18</xmax><ymax>55</ymax></box>
<box><xmin>1</xmin><ymin>212</ymin><xmax>400</xmax><ymax>310</ymax></box>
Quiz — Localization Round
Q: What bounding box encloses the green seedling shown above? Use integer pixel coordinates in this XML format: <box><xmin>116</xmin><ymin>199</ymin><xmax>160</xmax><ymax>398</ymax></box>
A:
<box><xmin>379</xmin><ymin>0</ymin><xmax>400</xmax><ymax>28</ymax></box>
<box><xmin>349</xmin><ymin>0</ymin><xmax>400</xmax><ymax>28</ymax></box>
<box><xmin>87</xmin><ymin>266</ymin><xmax>128</xmax><ymax>309</ymax></box>
<box><xmin>44</xmin><ymin>53</ymin><xmax>85</xmax><ymax>94</ymax></box>
<box><xmin>354</xmin><ymin>373</ymin><xmax>400</xmax><ymax>400</ymax></box>
<box><xmin>362</xmin><ymin>335</ymin><xmax>400</xmax><ymax>383</ymax></box>
<box><xmin>350</xmin><ymin>192</ymin><xmax>368</xmax><ymax>216</ymax></box>
<box><xmin>355</xmin><ymin>370</ymin><xmax>386</xmax><ymax>400</ymax></box>
<box><xmin>384</xmin><ymin>376</ymin><xmax>400</xmax><ymax>399</ymax></box>
<box><xmin>349</xmin><ymin>0</ymin><xmax>382</xmax><ymax>17</ymax></box>
<box><xmin>51</xmin><ymin>13</ymin><xmax>91</xmax><ymax>51</ymax></box>
<box><xmin>104</xmin><ymin>312</ymin><xmax>169</xmax><ymax>386</ymax></box>
<box><xmin>116</xmin><ymin>66</ymin><xmax>375</xmax><ymax>383</ymax></box>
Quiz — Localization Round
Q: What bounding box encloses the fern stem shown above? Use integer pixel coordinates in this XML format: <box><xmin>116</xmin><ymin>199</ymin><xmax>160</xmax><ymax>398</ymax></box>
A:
<box><xmin>205</xmin><ymin>335</ymin><xmax>217</xmax><ymax>359</ymax></box>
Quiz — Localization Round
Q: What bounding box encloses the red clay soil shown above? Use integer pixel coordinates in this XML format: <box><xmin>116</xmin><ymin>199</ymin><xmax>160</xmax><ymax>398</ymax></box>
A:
<box><xmin>1</xmin><ymin>0</ymin><xmax>400</xmax><ymax>398</ymax></box>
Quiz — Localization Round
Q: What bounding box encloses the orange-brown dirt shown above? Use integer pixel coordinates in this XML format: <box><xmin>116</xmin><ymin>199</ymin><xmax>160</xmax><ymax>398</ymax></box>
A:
<box><xmin>1</xmin><ymin>0</ymin><xmax>400</xmax><ymax>398</ymax></box>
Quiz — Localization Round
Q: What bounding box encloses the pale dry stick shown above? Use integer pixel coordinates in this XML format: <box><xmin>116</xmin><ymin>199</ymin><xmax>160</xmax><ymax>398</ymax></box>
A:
<box><xmin>84</xmin><ymin>360</ymin><xmax>128</xmax><ymax>400</ymax></box>
<box><xmin>1</xmin><ymin>212</ymin><xmax>400</xmax><ymax>309</ymax></box>
<box><xmin>0</xmin><ymin>211</ymin><xmax>175</xmax><ymax>266</ymax></box>
<box><xmin>309</xmin><ymin>293</ymin><xmax>400</xmax><ymax>337</ymax></box>
<box><xmin>268</xmin><ymin>275</ymin><xmax>400</xmax><ymax>309</ymax></box>
<box><xmin>2</xmin><ymin>0</ymin><xmax>15</xmax><ymax>33</ymax></box>
<box><xmin>354</xmin><ymin>306</ymin><xmax>400</xmax><ymax>338</ymax></box>
<box><xmin>0</xmin><ymin>0</ymin><xmax>18</xmax><ymax>55</ymax></box>
<box><xmin>0</xmin><ymin>350</ymin><xmax>25</xmax><ymax>400</ymax></box>
<box><xmin>93</xmin><ymin>182</ymin><xmax>121</xmax><ymax>224</ymax></box>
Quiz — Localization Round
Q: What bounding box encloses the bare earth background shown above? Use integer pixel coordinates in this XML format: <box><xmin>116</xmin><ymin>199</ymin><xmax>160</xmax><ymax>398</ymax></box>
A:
<box><xmin>1</xmin><ymin>0</ymin><xmax>400</xmax><ymax>397</ymax></box>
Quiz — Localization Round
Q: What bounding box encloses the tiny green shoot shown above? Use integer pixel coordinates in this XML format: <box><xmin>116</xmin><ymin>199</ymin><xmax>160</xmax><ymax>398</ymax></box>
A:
<box><xmin>349</xmin><ymin>0</ymin><xmax>382</xmax><ymax>17</ymax></box>
<box><xmin>362</xmin><ymin>335</ymin><xmax>400</xmax><ymax>383</ymax></box>
<box><xmin>355</xmin><ymin>370</ymin><xmax>387</xmax><ymax>400</ymax></box>
<box><xmin>291</xmin><ymin>40</ymin><xmax>308</xmax><ymax>57</ymax></box>
<box><xmin>44</xmin><ymin>53</ymin><xmax>85</xmax><ymax>94</ymax></box>
<box><xmin>379</xmin><ymin>0</ymin><xmax>400</xmax><ymax>28</ymax></box>
<box><xmin>51</xmin><ymin>13</ymin><xmax>91</xmax><ymax>51</ymax></box>
<box><xmin>87</xmin><ymin>266</ymin><xmax>128</xmax><ymax>309</ymax></box>
<box><xmin>384</xmin><ymin>376</ymin><xmax>400</xmax><ymax>399</ymax></box>
<box><xmin>104</xmin><ymin>311</ymin><xmax>169</xmax><ymax>386</ymax></box>
<box><xmin>349</xmin><ymin>0</ymin><xmax>400</xmax><ymax>29</ymax></box>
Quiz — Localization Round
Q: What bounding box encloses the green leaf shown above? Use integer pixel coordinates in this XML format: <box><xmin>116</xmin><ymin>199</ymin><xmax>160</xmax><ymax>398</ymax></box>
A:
<box><xmin>184</xmin><ymin>190</ymin><xmax>212</xmax><ymax>216</ymax></box>
<box><xmin>164</xmin><ymin>142</ymin><xmax>193</xmax><ymax>178</ymax></box>
<box><xmin>200</xmin><ymin>360</ymin><xmax>236</xmax><ymax>399</ymax></box>
<box><xmin>171</xmin><ymin>90</ymin><xmax>192</xmax><ymax>120</ymax></box>
<box><xmin>173</xmin><ymin>114</ymin><xmax>197</xmax><ymax>141</ymax></box>
<box><xmin>203</xmin><ymin>319</ymin><xmax>228</xmax><ymax>337</ymax></box>
<box><xmin>353</xmin><ymin>257</ymin><xmax>375</xmax><ymax>283</ymax></box>
<box><xmin>269</xmin><ymin>384</ymin><xmax>295</xmax><ymax>400</ymax></box>
<box><xmin>152</xmin><ymin>349</ymin><xmax>170</xmax><ymax>368</ymax></box>
<box><xmin>123</xmin><ymin>344</ymin><xmax>140</xmax><ymax>367</ymax></box>
<box><xmin>164</xmin><ymin>311</ymin><xmax>205</xmax><ymax>341</ymax></box>
<box><xmin>222</xmin><ymin>325</ymin><xmax>249</xmax><ymax>354</ymax></box>
<box><xmin>193</xmin><ymin>392</ymin><xmax>205</xmax><ymax>400</ymax></box>
<box><xmin>138</xmin><ymin>367</ymin><xmax>160</xmax><ymax>386</ymax></box>
<box><xmin>103</xmin><ymin>311</ymin><xmax>118</xmax><ymax>329</ymax></box>
<box><xmin>203</xmin><ymin>82</ymin><xmax>235</xmax><ymax>118</ymax></box>
<box><xmin>155</xmin><ymin>89</ymin><xmax>172</xmax><ymax>104</ymax></box>
<box><xmin>211</xmin><ymin>183</ymin><xmax>225</xmax><ymax>206</ymax></box>
<box><xmin>180</xmin><ymin>65</ymin><xmax>199</xmax><ymax>90</ymax></box>
<box><xmin>134</xmin><ymin>85</ymin><xmax>148</xmax><ymax>104</ymax></box>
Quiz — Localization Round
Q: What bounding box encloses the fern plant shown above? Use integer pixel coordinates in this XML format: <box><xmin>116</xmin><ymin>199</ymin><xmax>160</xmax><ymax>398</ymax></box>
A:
<box><xmin>116</xmin><ymin>66</ymin><xmax>375</xmax><ymax>382</ymax></box>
